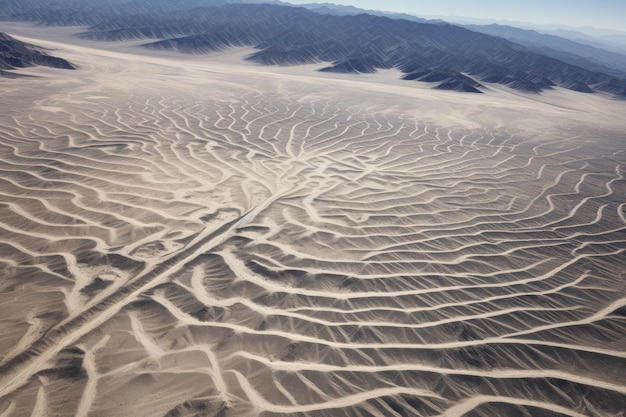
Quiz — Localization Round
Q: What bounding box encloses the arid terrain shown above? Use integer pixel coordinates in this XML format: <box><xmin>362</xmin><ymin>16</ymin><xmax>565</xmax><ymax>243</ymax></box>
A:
<box><xmin>0</xmin><ymin>24</ymin><xmax>625</xmax><ymax>417</ymax></box>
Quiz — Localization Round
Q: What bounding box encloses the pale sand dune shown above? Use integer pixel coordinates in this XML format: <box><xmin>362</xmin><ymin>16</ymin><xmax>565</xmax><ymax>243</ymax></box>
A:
<box><xmin>0</xmin><ymin>23</ymin><xmax>625</xmax><ymax>417</ymax></box>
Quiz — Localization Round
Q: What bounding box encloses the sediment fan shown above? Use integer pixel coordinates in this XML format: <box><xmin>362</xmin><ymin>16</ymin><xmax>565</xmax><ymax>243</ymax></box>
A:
<box><xmin>0</xmin><ymin>68</ymin><xmax>625</xmax><ymax>416</ymax></box>
<box><xmin>0</xmin><ymin>2</ymin><xmax>625</xmax><ymax>417</ymax></box>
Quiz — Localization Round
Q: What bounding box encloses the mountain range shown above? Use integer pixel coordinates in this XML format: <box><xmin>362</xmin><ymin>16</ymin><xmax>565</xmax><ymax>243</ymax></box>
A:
<box><xmin>0</xmin><ymin>31</ymin><xmax>75</xmax><ymax>76</ymax></box>
<box><xmin>288</xmin><ymin>2</ymin><xmax>626</xmax><ymax>76</ymax></box>
<box><xmin>1</xmin><ymin>0</ymin><xmax>625</xmax><ymax>97</ymax></box>
<box><xmin>463</xmin><ymin>24</ymin><xmax>626</xmax><ymax>78</ymax></box>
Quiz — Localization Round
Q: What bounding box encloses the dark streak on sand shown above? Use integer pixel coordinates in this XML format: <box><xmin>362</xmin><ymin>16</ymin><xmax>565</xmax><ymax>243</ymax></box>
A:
<box><xmin>0</xmin><ymin>208</ymin><xmax>247</xmax><ymax>396</ymax></box>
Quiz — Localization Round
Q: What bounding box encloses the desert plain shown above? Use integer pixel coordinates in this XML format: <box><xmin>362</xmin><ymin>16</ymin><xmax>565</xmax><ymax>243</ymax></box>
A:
<box><xmin>0</xmin><ymin>23</ymin><xmax>625</xmax><ymax>417</ymax></box>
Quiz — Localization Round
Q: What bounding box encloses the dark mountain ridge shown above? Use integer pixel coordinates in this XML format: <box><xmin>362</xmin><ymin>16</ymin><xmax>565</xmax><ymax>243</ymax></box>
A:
<box><xmin>465</xmin><ymin>24</ymin><xmax>626</xmax><ymax>77</ymax></box>
<box><xmin>1</xmin><ymin>0</ymin><xmax>625</xmax><ymax>97</ymax></box>
<box><xmin>285</xmin><ymin>3</ymin><xmax>626</xmax><ymax>74</ymax></box>
<box><xmin>278</xmin><ymin>1</ymin><xmax>442</xmax><ymax>24</ymax></box>
<box><xmin>0</xmin><ymin>31</ymin><xmax>75</xmax><ymax>75</ymax></box>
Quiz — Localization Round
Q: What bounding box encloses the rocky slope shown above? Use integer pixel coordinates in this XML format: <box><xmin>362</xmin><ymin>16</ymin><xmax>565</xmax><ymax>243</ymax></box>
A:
<box><xmin>0</xmin><ymin>31</ymin><xmax>75</xmax><ymax>74</ymax></box>
<box><xmin>1</xmin><ymin>0</ymin><xmax>625</xmax><ymax>97</ymax></box>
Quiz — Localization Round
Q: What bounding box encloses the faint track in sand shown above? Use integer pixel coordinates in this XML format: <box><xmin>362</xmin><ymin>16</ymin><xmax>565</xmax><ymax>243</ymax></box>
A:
<box><xmin>0</xmin><ymin>184</ymin><xmax>294</xmax><ymax>398</ymax></box>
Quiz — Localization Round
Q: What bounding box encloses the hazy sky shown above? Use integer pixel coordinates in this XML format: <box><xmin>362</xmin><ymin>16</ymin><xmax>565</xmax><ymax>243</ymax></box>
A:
<box><xmin>285</xmin><ymin>0</ymin><xmax>626</xmax><ymax>32</ymax></box>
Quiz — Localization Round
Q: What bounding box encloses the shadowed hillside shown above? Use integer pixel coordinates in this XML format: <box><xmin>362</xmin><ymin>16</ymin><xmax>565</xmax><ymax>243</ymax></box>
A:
<box><xmin>1</xmin><ymin>0</ymin><xmax>625</xmax><ymax>96</ymax></box>
<box><xmin>0</xmin><ymin>32</ymin><xmax>75</xmax><ymax>73</ymax></box>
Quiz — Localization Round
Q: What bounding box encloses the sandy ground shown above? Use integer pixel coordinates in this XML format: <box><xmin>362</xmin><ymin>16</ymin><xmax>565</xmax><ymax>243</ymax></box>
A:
<box><xmin>0</xmin><ymin>22</ymin><xmax>625</xmax><ymax>417</ymax></box>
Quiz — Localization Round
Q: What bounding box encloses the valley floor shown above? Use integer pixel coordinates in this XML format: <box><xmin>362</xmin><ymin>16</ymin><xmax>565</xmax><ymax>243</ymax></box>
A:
<box><xmin>0</xmin><ymin>23</ymin><xmax>625</xmax><ymax>417</ymax></box>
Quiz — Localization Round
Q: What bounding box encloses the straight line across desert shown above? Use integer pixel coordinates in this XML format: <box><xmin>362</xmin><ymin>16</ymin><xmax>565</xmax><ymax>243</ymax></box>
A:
<box><xmin>0</xmin><ymin>3</ymin><xmax>625</xmax><ymax>416</ymax></box>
